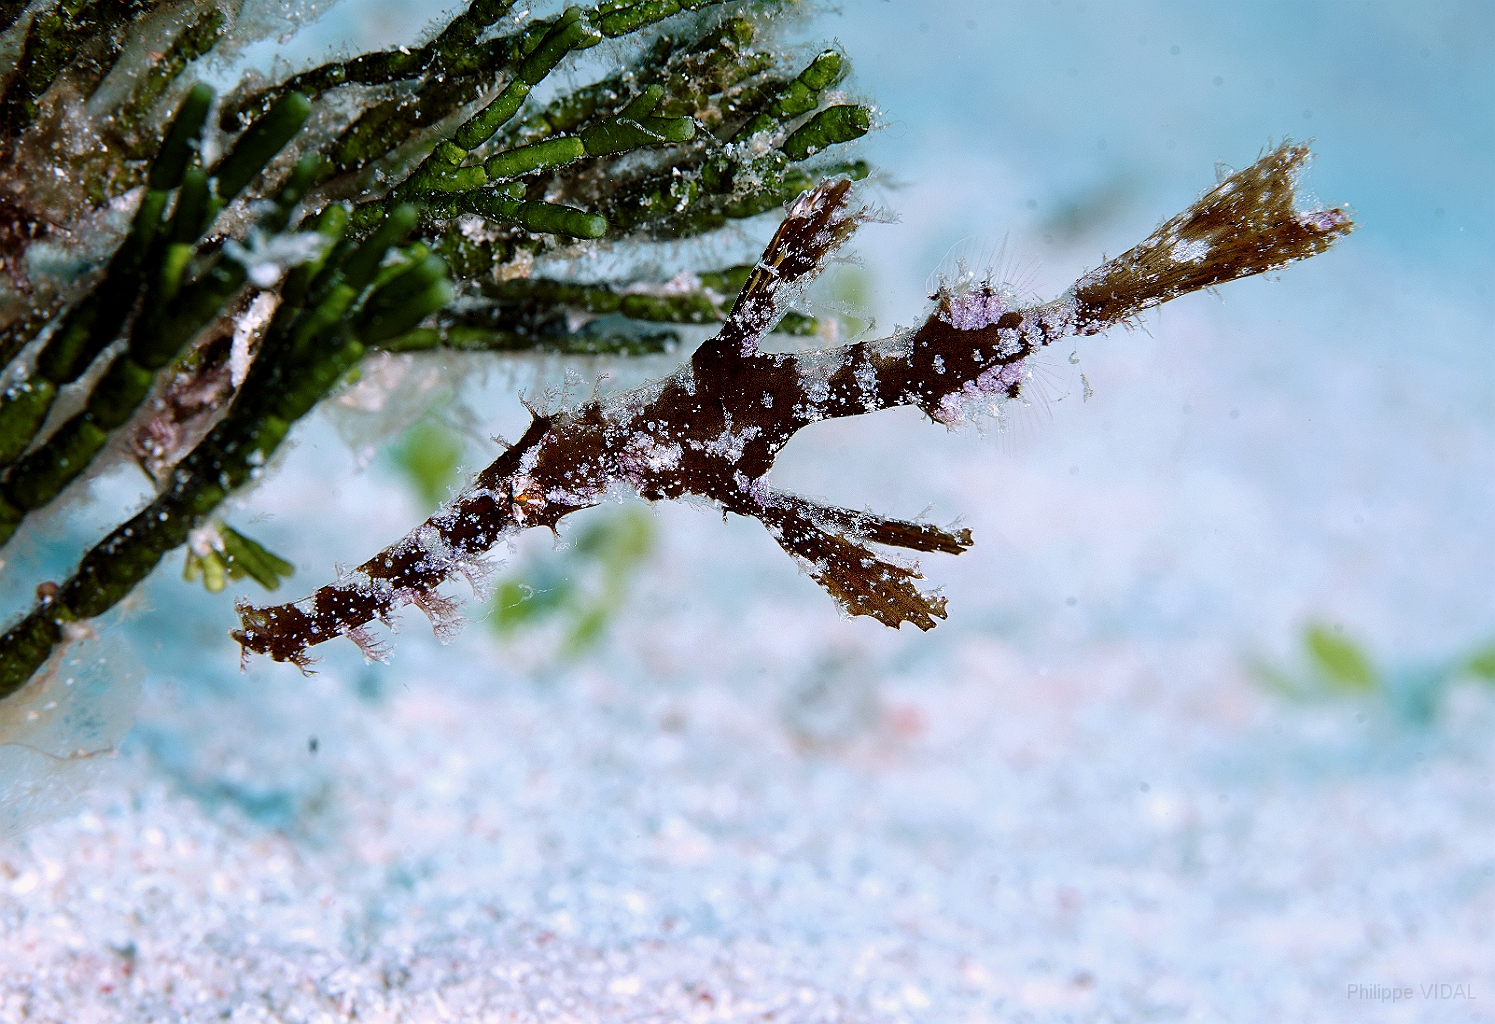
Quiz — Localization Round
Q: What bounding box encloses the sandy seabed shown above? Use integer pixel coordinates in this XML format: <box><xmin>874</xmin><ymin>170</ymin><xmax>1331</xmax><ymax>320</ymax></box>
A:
<box><xmin>2</xmin><ymin>373</ymin><xmax>1492</xmax><ymax>1023</ymax></box>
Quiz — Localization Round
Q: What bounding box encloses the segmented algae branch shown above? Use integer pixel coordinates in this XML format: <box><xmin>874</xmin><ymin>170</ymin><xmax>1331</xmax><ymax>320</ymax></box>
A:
<box><xmin>0</xmin><ymin>0</ymin><xmax>875</xmax><ymax>697</ymax></box>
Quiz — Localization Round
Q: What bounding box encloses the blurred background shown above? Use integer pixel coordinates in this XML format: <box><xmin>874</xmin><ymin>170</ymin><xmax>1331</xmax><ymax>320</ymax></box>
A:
<box><xmin>3</xmin><ymin>1</ymin><xmax>1493</xmax><ymax>1021</ymax></box>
